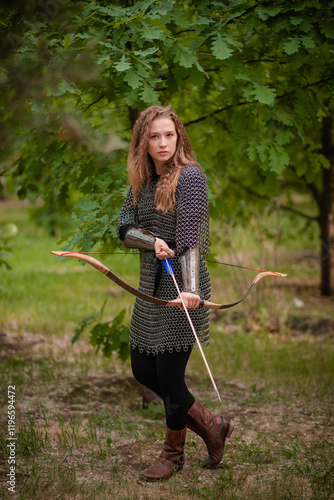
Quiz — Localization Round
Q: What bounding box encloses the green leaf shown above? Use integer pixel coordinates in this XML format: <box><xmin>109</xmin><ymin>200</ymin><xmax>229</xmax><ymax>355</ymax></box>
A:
<box><xmin>268</xmin><ymin>145</ymin><xmax>290</xmax><ymax>174</ymax></box>
<box><xmin>256</xmin><ymin>5</ymin><xmax>282</xmax><ymax>21</ymax></box>
<box><xmin>118</xmin><ymin>340</ymin><xmax>130</xmax><ymax>362</ymax></box>
<box><xmin>173</xmin><ymin>44</ymin><xmax>196</xmax><ymax>68</ymax></box>
<box><xmin>133</xmin><ymin>47</ymin><xmax>158</xmax><ymax>57</ymax></box>
<box><xmin>51</xmin><ymin>79</ymin><xmax>80</xmax><ymax>97</ymax></box>
<box><xmin>301</xmin><ymin>36</ymin><xmax>315</xmax><ymax>49</ymax></box>
<box><xmin>290</xmin><ymin>16</ymin><xmax>303</xmax><ymax>26</ymax></box>
<box><xmin>196</xmin><ymin>15</ymin><xmax>212</xmax><ymax>26</ymax></box>
<box><xmin>96</xmin><ymin>53</ymin><xmax>110</xmax><ymax>64</ymax></box>
<box><xmin>189</xmin><ymin>67</ymin><xmax>205</xmax><ymax>88</ymax></box>
<box><xmin>148</xmin><ymin>0</ymin><xmax>173</xmax><ymax>19</ymax></box>
<box><xmin>136</xmin><ymin>62</ymin><xmax>151</xmax><ymax>79</ymax></box>
<box><xmin>221</xmin><ymin>61</ymin><xmax>242</xmax><ymax>84</ymax></box>
<box><xmin>224</xmin><ymin>34</ymin><xmax>243</xmax><ymax>51</ymax></box>
<box><xmin>114</xmin><ymin>56</ymin><xmax>132</xmax><ymax>72</ymax></box>
<box><xmin>124</xmin><ymin>89</ymin><xmax>140</xmax><ymax>106</ymax></box>
<box><xmin>195</xmin><ymin>60</ymin><xmax>205</xmax><ymax>73</ymax></box>
<box><xmin>273</xmin><ymin>111</ymin><xmax>294</xmax><ymax>126</ymax></box>
<box><xmin>63</xmin><ymin>35</ymin><xmax>73</xmax><ymax>50</ymax></box>
<box><xmin>72</xmin><ymin>301</ymin><xmax>107</xmax><ymax>345</ymax></box>
<box><xmin>31</xmin><ymin>100</ymin><xmax>45</xmax><ymax>112</ymax></box>
<box><xmin>211</xmin><ymin>33</ymin><xmax>233</xmax><ymax>60</ymax></box>
<box><xmin>124</xmin><ymin>69</ymin><xmax>142</xmax><ymax>89</ymax></box>
<box><xmin>172</xmin><ymin>5</ymin><xmax>191</xmax><ymax>28</ymax></box>
<box><xmin>235</xmin><ymin>73</ymin><xmax>251</xmax><ymax>82</ymax></box>
<box><xmin>140</xmin><ymin>20</ymin><xmax>164</xmax><ymax>40</ymax></box>
<box><xmin>299</xmin><ymin>18</ymin><xmax>313</xmax><ymax>33</ymax></box>
<box><xmin>95</xmin><ymin>4</ymin><xmax>126</xmax><ymax>18</ymax></box>
<box><xmin>256</xmin><ymin>143</ymin><xmax>268</xmax><ymax>163</ymax></box>
<box><xmin>319</xmin><ymin>21</ymin><xmax>334</xmax><ymax>39</ymax></box>
<box><xmin>283</xmin><ymin>36</ymin><xmax>300</xmax><ymax>55</ymax></box>
<box><xmin>86</xmin><ymin>308</ymin><xmax>130</xmax><ymax>361</ymax></box>
<box><xmin>251</xmin><ymin>83</ymin><xmax>276</xmax><ymax>106</ymax></box>
<box><xmin>246</xmin><ymin>139</ymin><xmax>257</xmax><ymax>162</ymax></box>
<box><xmin>141</xmin><ymin>85</ymin><xmax>160</xmax><ymax>104</ymax></box>
<box><xmin>276</xmin><ymin>128</ymin><xmax>294</xmax><ymax>146</ymax></box>
<box><xmin>73</xmin><ymin>197</ymin><xmax>101</xmax><ymax>221</ymax></box>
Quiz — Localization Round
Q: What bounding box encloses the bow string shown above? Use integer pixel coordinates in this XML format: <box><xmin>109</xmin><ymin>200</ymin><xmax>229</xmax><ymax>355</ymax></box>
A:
<box><xmin>50</xmin><ymin>251</ymin><xmax>287</xmax><ymax>310</ymax></box>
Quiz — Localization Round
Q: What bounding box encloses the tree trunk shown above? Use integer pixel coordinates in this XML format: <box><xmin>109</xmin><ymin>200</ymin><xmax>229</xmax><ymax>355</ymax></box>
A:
<box><xmin>320</xmin><ymin>117</ymin><xmax>334</xmax><ymax>296</ymax></box>
<box><xmin>128</xmin><ymin>107</ymin><xmax>139</xmax><ymax>129</ymax></box>
<box><xmin>0</xmin><ymin>176</ymin><xmax>7</xmax><ymax>200</ymax></box>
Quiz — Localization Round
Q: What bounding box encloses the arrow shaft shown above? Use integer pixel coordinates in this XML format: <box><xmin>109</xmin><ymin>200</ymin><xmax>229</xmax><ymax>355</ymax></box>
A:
<box><xmin>165</xmin><ymin>259</ymin><xmax>222</xmax><ymax>403</ymax></box>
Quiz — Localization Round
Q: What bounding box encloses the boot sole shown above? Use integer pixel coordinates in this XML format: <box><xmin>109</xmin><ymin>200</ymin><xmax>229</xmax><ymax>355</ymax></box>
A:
<box><xmin>227</xmin><ymin>419</ymin><xmax>235</xmax><ymax>438</ymax></box>
<box><xmin>142</xmin><ymin>464</ymin><xmax>182</xmax><ymax>481</ymax></box>
<box><xmin>142</xmin><ymin>459</ymin><xmax>183</xmax><ymax>481</ymax></box>
<box><xmin>204</xmin><ymin>418</ymin><xmax>235</xmax><ymax>469</ymax></box>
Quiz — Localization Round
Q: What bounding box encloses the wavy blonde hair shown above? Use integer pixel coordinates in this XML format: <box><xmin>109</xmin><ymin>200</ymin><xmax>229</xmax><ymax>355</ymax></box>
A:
<box><xmin>128</xmin><ymin>106</ymin><xmax>200</xmax><ymax>213</ymax></box>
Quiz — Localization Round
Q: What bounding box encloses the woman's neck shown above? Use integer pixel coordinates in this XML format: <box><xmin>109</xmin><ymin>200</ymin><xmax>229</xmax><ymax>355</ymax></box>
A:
<box><xmin>154</xmin><ymin>161</ymin><xmax>167</xmax><ymax>175</ymax></box>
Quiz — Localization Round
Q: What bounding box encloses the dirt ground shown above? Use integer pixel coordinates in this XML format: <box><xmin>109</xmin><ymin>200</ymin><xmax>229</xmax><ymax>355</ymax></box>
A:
<box><xmin>1</xmin><ymin>327</ymin><xmax>333</xmax><ymax>500</ymax></box>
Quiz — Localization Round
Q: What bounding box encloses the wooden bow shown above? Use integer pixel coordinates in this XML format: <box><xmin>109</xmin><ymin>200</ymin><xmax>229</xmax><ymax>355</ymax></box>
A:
<box><xmin>50</xmin><ymin>251</ymin><xmax>287</xmax><ymax>309</ymax></box>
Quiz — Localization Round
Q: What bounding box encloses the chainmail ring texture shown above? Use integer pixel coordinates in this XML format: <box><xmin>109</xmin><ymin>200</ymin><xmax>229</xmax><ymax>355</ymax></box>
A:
<box><xmin>117</xmin><ymin>165</ymin><xmax>211</xmax><ymax>355</ymax></box>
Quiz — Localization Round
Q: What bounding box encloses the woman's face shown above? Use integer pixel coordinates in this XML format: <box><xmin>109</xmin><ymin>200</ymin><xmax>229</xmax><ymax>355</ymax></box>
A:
<box><xmin>147</xmin><ymin>117</ymin><xmax>178</xmax><ymax>173</ymax></box>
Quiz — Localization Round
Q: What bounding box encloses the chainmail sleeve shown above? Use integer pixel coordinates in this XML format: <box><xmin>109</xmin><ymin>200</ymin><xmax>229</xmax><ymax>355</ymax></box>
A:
<box><xmin>117</xmin><ymin>186</ymin><xmax>140</xmax><ymax>241</ymax></box>
<box><xmin>175</xmin><ymin>165</ymin><xmax>210</xmax><ymax>257</ymax></box>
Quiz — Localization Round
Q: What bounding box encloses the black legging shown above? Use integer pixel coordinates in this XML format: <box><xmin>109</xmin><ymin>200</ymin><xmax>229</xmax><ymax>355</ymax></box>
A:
<box><xmin>131</xmin><ymin>348</ymin><xmax>195</xmax><ymax>431</ymax></box>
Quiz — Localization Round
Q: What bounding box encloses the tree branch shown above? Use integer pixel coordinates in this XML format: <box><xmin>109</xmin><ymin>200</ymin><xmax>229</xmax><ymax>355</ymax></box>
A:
<box><xmin>84</xmin><ymin>94</ymin><xmax>107</xmax><ymax>112</ymax></box>
<box><xmin>184</xmin><ymin>101</ymin><xmax>248</xmax><ymax>126</ymax></box>
<box><xmin>289</xmin><ymin>165</ymin><xmax>322</xmax><ymax>210</ymax></box>
<box><xmin>185</xmin><ymin>75</ymin><xmax>334</xmax><ymax>127</ymax></box>
<box><xmin>229</xmin><ymin>176</ymin><xmax>319</xmax><ymax>221</ymax></box>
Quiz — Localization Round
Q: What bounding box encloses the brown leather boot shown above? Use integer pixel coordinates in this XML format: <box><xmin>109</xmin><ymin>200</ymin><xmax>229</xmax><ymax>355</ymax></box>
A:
<box><xmin>142</xmin><ymin>426</ymin><xmax>187</xmax><ymax>481</ymax></box>
<box><xmin>187</xmin><ymin>400</ymin><xmax>234</xmax><ymax>468</ymax></box>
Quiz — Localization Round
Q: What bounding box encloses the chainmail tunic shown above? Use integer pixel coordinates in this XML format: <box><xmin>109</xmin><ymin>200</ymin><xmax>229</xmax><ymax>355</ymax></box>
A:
<box><xmin>117</xmin><ymin>164</ymin><xmax>211</xmax><ymax>355</ymax></box>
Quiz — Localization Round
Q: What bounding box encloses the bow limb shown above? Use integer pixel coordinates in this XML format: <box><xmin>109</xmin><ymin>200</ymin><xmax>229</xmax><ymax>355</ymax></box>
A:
<box><xmin>199</xmin><ymin>271</ymin><xmax>287</xmax><ymax>310</ymax></box>
<box><xmin>51</xmin><ymin>252</ymin><xmax>287</xmax><ymax>310</ymax></box>
<box><xmin>51</xmin><ymin>251</ymin><xmax>181</xmax><ymax>307</ymax></box>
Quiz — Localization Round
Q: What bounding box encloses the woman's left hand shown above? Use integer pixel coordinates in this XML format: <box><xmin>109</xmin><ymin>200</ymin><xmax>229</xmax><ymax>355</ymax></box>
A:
<box><xmin>178</xmin><ymin>292</ymin><xmax>201</xmax><ymax>310</ymax></box>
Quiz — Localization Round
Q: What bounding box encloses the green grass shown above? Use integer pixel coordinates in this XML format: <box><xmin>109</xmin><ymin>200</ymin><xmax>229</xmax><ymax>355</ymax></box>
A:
<box><xmin>1</xmin><ymin>205</ymin><xmax>138</xmax><ymax>336</ymax></box>
<box><xmin>203</xmin><ymin>329</ymin><xmax>333</xmax><ymax>396</ymax></box>
<box><xmin>0</xmin><ymin>203</ymin><xmax>333</xmax><ymax>499</ymax></box>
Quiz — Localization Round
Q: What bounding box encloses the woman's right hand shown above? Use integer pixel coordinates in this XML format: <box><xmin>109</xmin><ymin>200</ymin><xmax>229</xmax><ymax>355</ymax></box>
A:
<box><xmin>154</xmin><ymin>238</ymin><xmax>175</xmax><ymax>260</ymax></box>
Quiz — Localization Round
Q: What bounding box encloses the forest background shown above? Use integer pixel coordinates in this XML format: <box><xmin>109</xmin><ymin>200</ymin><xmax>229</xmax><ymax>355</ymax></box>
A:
<box><xmin>0</xmin><ymin>1</ymin><xmax>333</xmax><ymax>499</ymax></box>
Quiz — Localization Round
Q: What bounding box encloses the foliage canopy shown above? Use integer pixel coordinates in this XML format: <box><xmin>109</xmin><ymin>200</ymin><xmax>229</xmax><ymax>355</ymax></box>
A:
<box><xmin>1</xmin><ymin>0</ymin><xmax>333</xmax><ymax>291</ymax></box>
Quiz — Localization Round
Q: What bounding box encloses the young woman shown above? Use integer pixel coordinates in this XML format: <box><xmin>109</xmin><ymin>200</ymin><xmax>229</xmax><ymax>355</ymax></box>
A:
<box><xmin>117</xmin><ymin>105</ymin><xmax>234</xmax><ymax>480</ymax></box>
